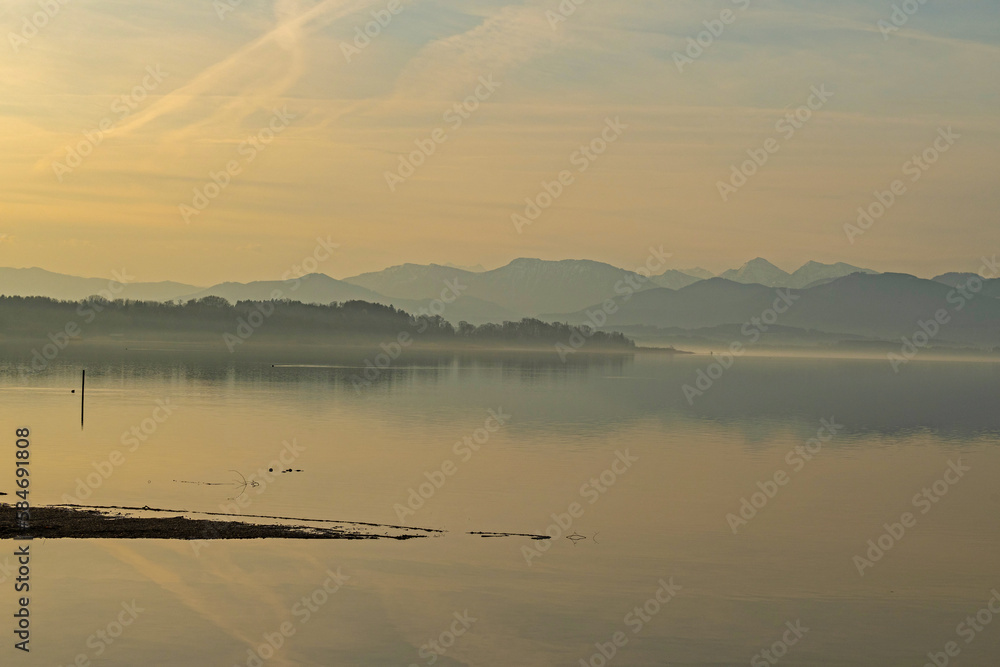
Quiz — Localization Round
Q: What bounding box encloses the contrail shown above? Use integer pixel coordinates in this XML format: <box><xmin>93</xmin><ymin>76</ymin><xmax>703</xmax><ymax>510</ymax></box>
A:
<box><xmin>112</xmin><ymin>0</ymin><xmax>374</xmax><ymax>138</ymax></box>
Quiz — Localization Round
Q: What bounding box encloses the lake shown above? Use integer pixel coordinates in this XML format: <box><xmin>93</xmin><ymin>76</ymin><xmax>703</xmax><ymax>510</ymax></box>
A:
<box><xmin>2</xmin><ymin>348</ymin><xmax>999</xmax><ymax>666</ymax></box>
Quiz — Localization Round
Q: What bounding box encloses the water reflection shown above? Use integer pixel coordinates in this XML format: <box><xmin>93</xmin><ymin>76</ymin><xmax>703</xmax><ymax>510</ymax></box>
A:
<box><xmin>2</xmin><ymin>349</ymin><xmax>1000</xmax><ymax>665</ymax></box>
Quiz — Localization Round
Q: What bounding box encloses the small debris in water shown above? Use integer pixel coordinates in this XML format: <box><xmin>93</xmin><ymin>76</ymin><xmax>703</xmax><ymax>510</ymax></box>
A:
<box><xmin>173</xmin><ymin>470</ymin><xmax>259</xmax><ymax>500</ymax></box>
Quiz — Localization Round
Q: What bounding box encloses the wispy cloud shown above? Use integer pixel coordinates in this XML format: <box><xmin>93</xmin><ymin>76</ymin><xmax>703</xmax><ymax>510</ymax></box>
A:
<box><xmin>392</xmin><ymin>3</ymin><xmax>559</xmax><ymax>98</ymax></box>
<box><xmin>112</xmin><ymin>0</ymin><xmax>376</xmax><ymax>140</ymax></box>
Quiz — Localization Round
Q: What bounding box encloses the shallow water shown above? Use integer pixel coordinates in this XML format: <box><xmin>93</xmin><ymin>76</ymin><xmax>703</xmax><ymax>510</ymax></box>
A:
<box><xmin>1</xmin><ymin>349</ymin><xmax>999</xmax><ymax>666</ymax></box>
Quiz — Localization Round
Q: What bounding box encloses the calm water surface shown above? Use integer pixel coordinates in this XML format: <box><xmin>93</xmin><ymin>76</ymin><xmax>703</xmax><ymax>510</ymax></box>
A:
<box><xmin>1</xmin><ymin>349</ymin><xmax>999</xmax><ymax>666</ymax></box>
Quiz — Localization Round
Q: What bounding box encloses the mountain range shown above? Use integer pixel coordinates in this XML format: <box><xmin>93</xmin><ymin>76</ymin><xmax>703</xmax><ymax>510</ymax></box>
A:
<box><xmin>719</xmin><ymin>258</ymin><xmax>880</xmax><ymax>289</ymax></box>
<box><xmin>2</xmin><ymin>260</ymin><xmax>997</xmax><ymax>349</ymax></box>
<box><xmin>549</xmin><ymin>273</ymin><xmax>1000</xmax><ymax>349</ymax></box>
<box><xmin>0</xmin><ymin>267</ymin><xmax>201</xmax><ymax>302</ymax></box>
<box><xmin>0</xmin><ymin>259</ymin><xmax>874</xmax><ymax>322</ymax></box>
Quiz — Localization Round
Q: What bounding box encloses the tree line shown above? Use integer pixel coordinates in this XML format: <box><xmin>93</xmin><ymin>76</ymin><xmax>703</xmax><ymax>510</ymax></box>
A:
<box><xmin>0</xmin><ymin>296</ymin><xmax>635</xmax><ymax>348</ymax></box>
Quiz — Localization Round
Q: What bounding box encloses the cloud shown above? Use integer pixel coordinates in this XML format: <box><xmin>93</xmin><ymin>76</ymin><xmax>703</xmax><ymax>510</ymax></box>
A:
<box><xmin>112</xmin><ymin>0</ymin><xmax>378</xmax><ymax>140</ymax></box>
<box><xmin>392</xmin><ymin>3</ymin><xmax>561</xmax><ymax>99</ymax></box>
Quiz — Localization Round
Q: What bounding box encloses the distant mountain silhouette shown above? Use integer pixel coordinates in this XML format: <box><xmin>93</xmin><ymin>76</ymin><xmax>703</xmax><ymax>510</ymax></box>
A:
<box><xmin>676</xmin><ymin>267</ymin><xmax>715</xmax><ymax>280</ymax></box>
<box><xmin>344</xmin><ymin>264</ymin><xmax>477</xmax><ymax>300</ymax></box>
<box><xmin>932</xmin><ymin>272</ymin><xmax>979</xmax><ymax>287</ymax></box>
<box><xmin>716</xmin><ymin>259</ymin><xmax>877</xmax><ymax>288</ymax></box>
<box><xmin>1</xmin><ymin>261</ymin><xmax>993</xmax><ymax>341</ymax></box>
<box><xmin>719</xmin><ymin>258</ymin><xmax>791</xmax><ymax>287</ymax></box>
<box><xmin>442</xmin><ymin>262</ymin><xmax>486</xmax><ymax>272</ymax></box>
<box><xmin>550</xmin><ymin>273</ymin><xmax>1000</xmax><ymax>348</ymax></box>
<box><xmin>183</xmin><ymin>274</ymin><xmax>384</xmax><ymax>305</ymax></box>
<box><xmin>649</xmin><ymin>269</ymin><xmax>703</xmax><ymax>290</ymax></box>
<box><xmin>345</xmin><ymin>258</ymin><xmax>658</xmax><ymax>316</ymax></box>
<box><xmin>788</xmin><ymin>272</ymin><xmax>1000</xmax><ymax>344</ymax></box>
<box><xmin>0</xmin><ymin>267</ymin><xmax>200</xmax><ymax>302</ymax></box>
<box><xmin>786</xmin><ymin>261</ymin><xmax>878</xmax><ymax>288</ymax></box>
<box><xmin>550</xmin><ymin>278</ymin><xmax>781</xmax><ymax>330</ymax></box>
<box><xmin>931</xmin><ymin>272</ymin><xmax>1000</xmax><ymax>298</ymax></box>
<box><xmin>186</xmin><ymin>273</ymin><xmax>517</xmax><ymax>325</ymax></box>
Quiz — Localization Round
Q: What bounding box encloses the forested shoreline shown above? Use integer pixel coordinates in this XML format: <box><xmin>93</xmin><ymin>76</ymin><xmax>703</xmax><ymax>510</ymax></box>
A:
<box><xmin>0</xmin><ymin>295</ymin><xmax>637</xmax><ymax>350</ymax></box>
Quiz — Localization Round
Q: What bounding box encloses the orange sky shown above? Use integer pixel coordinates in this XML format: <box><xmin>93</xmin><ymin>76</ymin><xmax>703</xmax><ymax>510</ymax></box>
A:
<box><xmin>1</xmin><ymin>0</ymin><xmax>998</xmax><ymax>285</ymax></box>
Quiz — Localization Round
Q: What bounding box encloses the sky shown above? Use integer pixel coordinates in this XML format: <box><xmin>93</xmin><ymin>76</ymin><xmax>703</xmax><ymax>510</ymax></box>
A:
<box><xmin>1</xmin><ymin>0</ymin><xmax>998</xmax><ymax>285</ymax></box>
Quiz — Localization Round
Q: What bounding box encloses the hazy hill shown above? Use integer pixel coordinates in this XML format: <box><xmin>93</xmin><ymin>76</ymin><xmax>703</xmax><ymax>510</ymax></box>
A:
<box><xmin>345</xmin><ymin>258</ymin><xmax>658</xmax><ymax>317</ymax></box>
<box><xmin>933</xmin><ymin>272</ymin><xmax>978</xmax><ymax>287</ymax></box>
<box><xmin>5</xmin><ymin>262</ymin><xmax>992</xmax><ymax>338</ymax></box>
<box><xmin>715</xmin><ymin>259</ymin><xmax>876</xmax><ymax>288</ymax></box>
<box><xmin>469</xmin><ymin>258</ymin><xmax>658</xmax><ymax>314</ymax></box>
<box><xmin>183</xmin><ymin>273</ymin><xmax>385</xmax><ymax>305</ymax></box>
<box><xmin>719</xmin><ymin>258</ymin><xmax>791</xmax><ymax>287</ymax></box>
<box><xmin>548</xmin><ymin>278</ymin><xmax>779</xmax><ymax>330</ymax></box>
<box><xmin>783</xmin><ymin>273</ymin><xmax>1000</xmax><ymax>344</ymax></box>
<box><xmin>676</xmin><ymin>267</ymin><xmax>715</xmax><ymax>280</ymax></box>
<box><xmin>0</xmin><ymin>267</ymin><xmax>199</xmax><ymax>302</ymax></box>
<box><xmin>786</xmin><ymin>261</ymin><xmax>878</xmax><ymax>288</ymax></box>
<box><xmin>649</xmin><ymin>269</ymin><xmax>703</xmax><ymax>291</ymax></box>
<box><xmin>932</xmin><ymin>273</ymin><xmax>1000</xmax><ymax>298</ymax></box>
<box><xmin>344</xmin><ymin>258</ymin><xmax>879</xmax><ymax>305</ymax></box>
<box><xmin>185</xmin><ymin>272</ymin><xmax>516</xmax><ymax>325</ymax></box>
<box><xmin>550</xmin><ymin>273</ymin><xmax>1000</xmax><ymax>348</ymax></box>
<box><xmin>344</xmin><ymin>263</ymin><xmax>477</xmax><ymax>300</ymax></box>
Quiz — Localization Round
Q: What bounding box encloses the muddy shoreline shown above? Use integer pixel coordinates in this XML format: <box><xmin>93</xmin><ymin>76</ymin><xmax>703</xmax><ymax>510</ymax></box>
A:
<box><xmin>0</xmin><ymin>504</ymin><xmax>549</xmax><ymax>541</ymax></box>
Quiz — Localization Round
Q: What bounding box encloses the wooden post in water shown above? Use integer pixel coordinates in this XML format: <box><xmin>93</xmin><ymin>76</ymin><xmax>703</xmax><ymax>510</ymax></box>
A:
<box><xmin>81</xmin><ymin>369</ymin><xmax>86</xmax><ymax>429</ymax></box>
